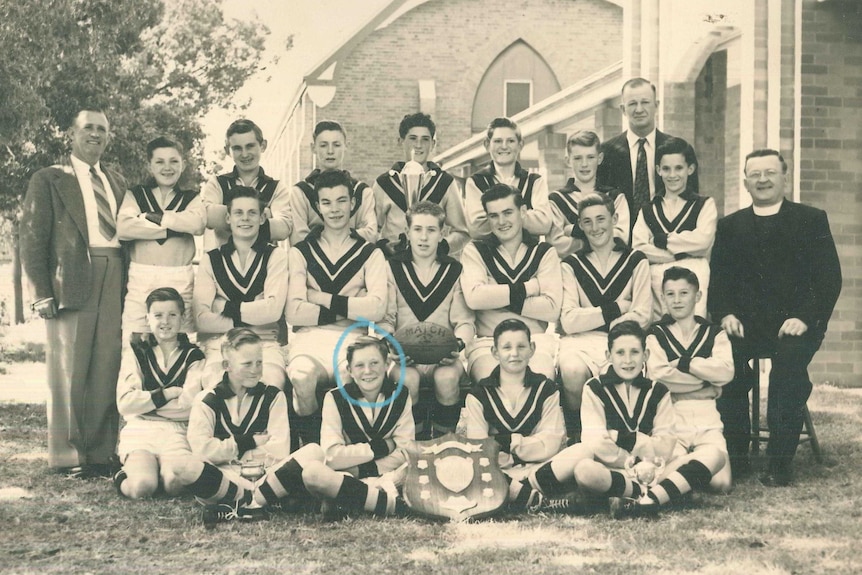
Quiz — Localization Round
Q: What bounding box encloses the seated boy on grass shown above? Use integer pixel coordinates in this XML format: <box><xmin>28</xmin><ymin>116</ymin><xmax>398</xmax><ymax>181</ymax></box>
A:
<box><xmin>320</xmin><ymin>336</ymin><xmax>415</xmax><ymax>482</ymax></box>
<box><xmin>114</xmin><ymin>287</ymin><xmax>205</xmax><ymax>499</ymax></box>
<box><xmin>646</xmin><ymin>266</ymin><xmax>733</xmax><ymax>490</ymax></box>
<box><xmin>520</xmin><ymin>321</ymin><xmax>681</xmax><ymax>517</ymax></box>
<box><xmin>179</xmin><ymin>329</ymin><xmax>404</xmax><ymax>527</ymax></box>
<box><xmin>462</xmin><ymin>318</ymin><xmax>566</xmax><ymax>507</ymax></box>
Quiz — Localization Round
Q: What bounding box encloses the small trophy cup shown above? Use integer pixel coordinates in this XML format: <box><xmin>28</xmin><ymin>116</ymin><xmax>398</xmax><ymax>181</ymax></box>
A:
<box><xmin>624</xmin><ymin>455</ymin><xmax>665</xmax><ymax>504</ymax></box>
<box><xmin>400</xmin><ymin>150</ymin><xmax>425</xmax><ymax>209</ymax></box>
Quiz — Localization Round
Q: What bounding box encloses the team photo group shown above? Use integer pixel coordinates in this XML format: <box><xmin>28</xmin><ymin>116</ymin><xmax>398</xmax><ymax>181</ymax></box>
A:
<box><xmin>18</xmin><ymin>76</ymin><xmax>842</xmax><ymax>527</ymax></box>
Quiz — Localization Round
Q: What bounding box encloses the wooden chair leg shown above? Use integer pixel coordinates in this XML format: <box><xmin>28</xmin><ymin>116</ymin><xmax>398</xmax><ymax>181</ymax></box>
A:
<box><xmin>803</xmin><ymin>406</ymin><xmax>823</xmax><ymax>464</ymax></box>
<box><xmin>751</xmin><ymin>358</ymin><xmax>763</xmax><ymax>455</ymax></box>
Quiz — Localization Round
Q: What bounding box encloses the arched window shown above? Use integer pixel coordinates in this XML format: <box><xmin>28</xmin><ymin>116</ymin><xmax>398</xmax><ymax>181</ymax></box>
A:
<box><xmin>471</xmin><ymin>40</ymin><xmax>561</xmax><ymax>133</ymax></box>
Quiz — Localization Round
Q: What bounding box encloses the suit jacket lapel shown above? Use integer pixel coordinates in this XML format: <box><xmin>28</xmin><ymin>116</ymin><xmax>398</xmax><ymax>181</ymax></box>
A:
<box><xmin>55</xmin><ymin>158</ymin><xmax>89</xmax><ymax>243</ymax></box>
<box><xmin>102</xmin><ymin>167</ymin><xmax>126</xmax><ymax>205</ymax></box>
<box><xmin>618</xmin><ymin>132</ymin><xmax>633</xmax><ymax>192</ymax></box>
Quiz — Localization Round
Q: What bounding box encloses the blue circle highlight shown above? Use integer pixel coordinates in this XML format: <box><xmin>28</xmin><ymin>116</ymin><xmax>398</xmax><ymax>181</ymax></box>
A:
<box><xmin>332</xmin><ymin>318</ymin><xmax>406</xmax><ymax>409</ymax></box>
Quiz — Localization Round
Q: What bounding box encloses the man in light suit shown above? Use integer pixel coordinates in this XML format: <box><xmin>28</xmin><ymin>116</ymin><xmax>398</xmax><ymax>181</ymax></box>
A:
<box><xmin>21</xmin><ymin>109</ymin><xmax>127</xmax><ymax>478</ymax></box>
<box><xmin>596</xmin><ymin>78</ymin><xmax>697</xmax><ymax>228</ymax></box>
<box><xmin>709</xmin><ymin>149</ymin><xmax>841</xmax><ymax>487</ymax></box>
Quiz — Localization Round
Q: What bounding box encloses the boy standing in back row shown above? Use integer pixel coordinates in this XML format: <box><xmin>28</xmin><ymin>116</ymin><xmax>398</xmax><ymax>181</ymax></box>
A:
<box><xmin>465</xmin><ymin>117</ymin><xmax>552</xmax><ymax>240</ymax></box>
<box><xmin>373</xmin><ymin>113</ymin><xmax>469</xmax><ymax>258</ymax></box>
<box><xmin>202</xmin><ymin>119</ymin><xmax>292</xmax><ymax>249</ymax></box>
<box><xmin>290</xmin><ymin>121</ymin><xmax>377</xmax><ymax>245</ymax></box>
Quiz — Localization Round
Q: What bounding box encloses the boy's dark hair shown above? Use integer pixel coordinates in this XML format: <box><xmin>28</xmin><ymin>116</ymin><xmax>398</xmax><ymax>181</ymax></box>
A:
<box><xmin>145</xmin><ymin>287</ymin><xmax>185</xmax><ymax>314</ymax></box>
<box><xmin>493</xmin><ymin>318</ymin><xmax>532</xmax><ymax>346</ymax></box>
<box><xmin>566</xmin><ymin>130</ymin><xmax>601</xmax><ymax>154</ymax></box>
<box><xmin>662</xmin><ymin>266</ymin><xmax>700</xmax><ymax>290</ymax></box>
<box><xmin>221</xmin><ymin>327</ymin><xmax>262</xmax><ymax>357</ymax></box>
<box><xmin>313</xmin><ymin>120</ymin><xmax>346</xmax><ymax>141</ymax></box>
<box><xmin>225</xmin><ymin>119</ymin><xmax>264</xmax><ymax>144</ymax></box>
<box><xmin>485</xmin><ymin>117</ymin><xmax>522</xmax><ymax>143</ymax></box>
<box><xmin>311</xmin><ymin>169</ymin><xmax>353</xmax><ymax>205</ymax></box>
<box><xmin>621</xmin><ymin>77</ymin><xmax>657</xmax><ymax>98</ymax></box>
<box><xmin>399</xmin><ymin>113</ymin><xmax>436</xmax><ymax>139</ymax></box>
<box><xmin>481</xmin><ymin>183</ymin><xmax>524</xmax><ymax>212</ymax></box>
<box><xmin>226</xmin><ymin>186</ymin><xmax>264</xmax><ymax>211</ymax></box>
<box><xmin>346</xmin><ymin>336</ymin><xmax>389</xmax><ymax>367</ymax></box>
<box><xmin>577</xmin><ymin>192</ymin><xmax>615</xmax><ymax>215</ymax></box>
<box><xmin>656</xmin><ymin>137</ymin><xmax>697</xmax><ymax>169</ymax></box>
<box><xmin>146</xmin><ymin>136</ymin><xmax>184</xmax><ymax>161</ymax></box>
<box><xmin>406</xmin><ymin>201</ymin><xmax>446</xmax><ymax>228</ymax></box>
<box><xmin>607</xmin><ymin>320</ymin><xmax>646</xmax><ymax>351</ymax></box>
<box><xmin>745</xmin><ymin>148</ymin><xmax>788</xmax><ymax>174</ymax></box>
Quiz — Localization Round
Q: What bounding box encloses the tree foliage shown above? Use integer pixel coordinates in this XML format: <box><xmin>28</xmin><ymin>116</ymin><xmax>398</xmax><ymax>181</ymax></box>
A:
<box><xmin>0</xmin><ymin>0</ymin><xmax>273</xmax><ymax>213</ymax></box>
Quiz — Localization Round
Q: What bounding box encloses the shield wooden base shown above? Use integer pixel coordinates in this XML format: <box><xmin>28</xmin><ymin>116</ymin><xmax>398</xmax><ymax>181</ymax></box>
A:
<box><xmin>403</xmin><ymin>433</ymin><xmax>509</xmax><ymax>521</ymax></box>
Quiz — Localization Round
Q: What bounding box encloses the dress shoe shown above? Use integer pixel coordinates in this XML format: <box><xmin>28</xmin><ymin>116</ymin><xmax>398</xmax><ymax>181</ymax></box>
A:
<box><xmin>56</xmin><ymin>466</ymin><xmax>88</xmax><ymax>479</ymax></box>
<box><xmin>85</xmin><ymin>463</ymin><xmax>114</xmax><ymax>478</ymax></box>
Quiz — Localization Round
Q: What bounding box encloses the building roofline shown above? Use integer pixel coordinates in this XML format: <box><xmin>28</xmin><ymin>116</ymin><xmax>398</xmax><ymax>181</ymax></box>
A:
<box><xmin>435</xmin><ymin>60</ymin><xmax>624</xmax><ymax>170</ymax></box>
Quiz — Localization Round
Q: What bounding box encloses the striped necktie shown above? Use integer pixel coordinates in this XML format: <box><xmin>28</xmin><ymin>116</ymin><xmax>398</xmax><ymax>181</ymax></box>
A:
<box><xmin>89</xmin><ymin>167</ymin><xmax>116</xmax><ymax>240</ymax></box>
<box><xmin>633</xmin><ymin>138</ymin><xmax>650</xmax><ymax>214</ymax></box>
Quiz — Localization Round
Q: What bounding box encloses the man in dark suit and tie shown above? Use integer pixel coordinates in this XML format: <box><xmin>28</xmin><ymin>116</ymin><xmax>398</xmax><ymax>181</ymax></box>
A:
<box><xmin>21</xmin><ymin>108</ymin><xmax>127</xmax><ymax>478</ymax></box>
<box><xmin>596</xmin><ymin>78</ymin><xmax>697</xmax><ymax>227</ymax></box>
<box><xmin>709</xmin><ymin>149</ymin><xmax>841</xmax><ymax>487</ymax></box>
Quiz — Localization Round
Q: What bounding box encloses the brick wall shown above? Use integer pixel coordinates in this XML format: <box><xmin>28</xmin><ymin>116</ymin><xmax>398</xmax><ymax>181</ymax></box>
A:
<box><xmin>694</xmin><ymin>51</ymin><xmax>727</xmax><ymax>216</ymax></box>
<box><xmin>799</xmin><ymin>0</ymin><xmax>862</xmax><ymax>385</ymax></box>
<box><xmin>313</xmin><ymin>0</ymin><xmax>622</xmax><ymax>185</ymax></box>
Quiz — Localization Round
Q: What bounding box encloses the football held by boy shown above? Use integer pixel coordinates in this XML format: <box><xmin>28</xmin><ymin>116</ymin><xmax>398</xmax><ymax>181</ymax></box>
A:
<box><xmin>378</xmin><ymin>201</ymin><xmax>475</xmax><ymax>437</ymax></box>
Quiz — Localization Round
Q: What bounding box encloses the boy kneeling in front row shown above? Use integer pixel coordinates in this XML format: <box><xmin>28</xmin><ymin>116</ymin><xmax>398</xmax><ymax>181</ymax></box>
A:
<box><xmin>178</xmin><ymin>329</ymin><xmax>405</xmax><ymax>527</ymax></box>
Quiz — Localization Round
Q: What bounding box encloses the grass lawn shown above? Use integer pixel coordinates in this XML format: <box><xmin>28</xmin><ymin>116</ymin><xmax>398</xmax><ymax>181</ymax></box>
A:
<box><xmin>1</xmin><ymin>384</ymin><xmax>861</xmax><ymax>575</ymax></box>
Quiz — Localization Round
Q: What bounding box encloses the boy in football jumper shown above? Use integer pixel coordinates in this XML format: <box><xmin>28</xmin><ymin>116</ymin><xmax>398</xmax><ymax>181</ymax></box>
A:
<box><xmin>378</xmin><ymin>201</ymin><xmax>475</xmax><ymax>436</ymax></box>
<box><xmin>373</xmin><ymin>113</ymin><xmax>469</xmax><ymax>258</ymax></box>
<box><xmin>465</xmin><ymin>117</ymin><xmax>552</xmax><ymax>240</ymax></box>
<box><xmin>320</xmin><ymin>336</ymin><xmax>415</xmax><ymax>481</ymax></box>
<box><xmin>632</xmin><ymin>137</ymin><xmax>716</xmax><ymax>320</ymax></box>
<box><xmin>117</xmin><ymin>137</ymin><xmax>206</xmax><ymax>339</ymax></box>
<box><xmin>547</xmin><ymin>130</ymin><xmax>630</xmax><ymax>259</ymax></box>
<box><xmin>461</xmin><ymin>184</ymin><xmax>562</xmax><ymax>383</ymax></box>
<box><xmin>646</xmin><ymin>266</ymin><xmax>732</xmax><ymax>491</ymax></box>
<box><xmin>463</xmin><ymin>319</ymin><xmax>565</xmax><ymax>504</ymax></box>
<box><xmin>114</xmin><ymin>287</ymin><xmax>205</xmax><ymax>499</ymax></box>
<box><xmin>520</xmin><ymin>321</ymin><xmax>678</xmax><ymax>518</ymax></box>
<box><xmin>201</xmin><ymin>119</ymin><xmax>292</xmax><ymax>249</ymax></box>
<box><xmin>287</xmin><ymin>170</ymin><xmax>388</xmax><ymax>444</ymax></box>
<box><xmin>290</xmin><ymin>121</ymin><xmax>377</xmax><ymax>245</ymax></box>
<box><xmin>193</xmin><ymin>186</ymin><xmax>288</xmax><ymax>390</ymax></box>
<box><xmin>557</xmin><ymin>193</ymin><xmax>651</xmax><ymax>441</ymax></box>
<box><xmin>180</xmin><ymin>329</ymin><xmax>403</xmax><ymax>526</ymax></box>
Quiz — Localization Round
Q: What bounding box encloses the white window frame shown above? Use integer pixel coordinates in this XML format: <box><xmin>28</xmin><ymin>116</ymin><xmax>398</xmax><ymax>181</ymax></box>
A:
<box><xmin>503</xmin><ymin>79</ymin><xmax>533</xmax><ymax>117</ymax></box>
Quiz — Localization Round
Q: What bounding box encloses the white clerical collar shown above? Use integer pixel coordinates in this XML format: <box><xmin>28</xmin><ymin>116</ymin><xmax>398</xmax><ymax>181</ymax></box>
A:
<box><xmin>752</xmin><ymin>200</ymin><xmax>783</xmax><ymax>216</ymax></box>
<box><xmin>627</xmin><ymin>129</ymin><xmax>656</xmax><ymax>149</ymax></box>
